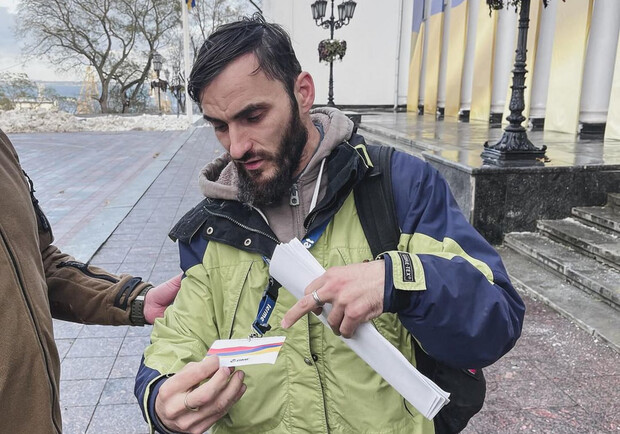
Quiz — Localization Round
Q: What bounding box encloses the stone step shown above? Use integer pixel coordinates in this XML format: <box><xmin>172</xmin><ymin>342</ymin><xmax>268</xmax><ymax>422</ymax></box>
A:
<box><xmin>572</xmin><ymin>204</ymin><xmax>620</xmax><ymax>236</ymax></box>
<box><xmin>537</xmin><ymin>218</ymin><xmax>620</xmax><ymax>270</ymax></box>
<box><xmin>503</xmin><ymin>232</ymin><xmax>620</xmax><ymax>309</ymax></box>
<box><xmin>608</xmin><ymin>192</ymin><xmax>620</xmax><ymax>210</ymax></box>
<box><xmin>498</xmin><ymin>246</ymin><xmax>620</xmax><ymax>352</ymax></box>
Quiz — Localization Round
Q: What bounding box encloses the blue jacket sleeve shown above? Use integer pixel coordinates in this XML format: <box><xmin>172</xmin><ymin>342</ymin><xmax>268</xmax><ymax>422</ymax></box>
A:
<box><xmin>382</xmin><ymin>151</ymin><xmax>525</xmax><ymax>369</ymax></box>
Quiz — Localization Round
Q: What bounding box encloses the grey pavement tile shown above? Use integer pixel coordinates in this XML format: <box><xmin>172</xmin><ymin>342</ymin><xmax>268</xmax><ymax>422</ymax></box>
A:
<box><xmin>110</xmin><ymin>355</ymin><xmax>143</xmax><ymax>379</ymax></box>
<box><xmin>78</xmin><ymin>324</ymin><xmax>129</xmax><ymax>339</ymax></box>
<box><xmin>55</xmin><ymin>338</ymin><xmax>74</xmax><ymax>361</ymax></box>
<box><xmin>103</xmin><ymin>235</ymin><xmax>141</xmax><ymax>247</ymax></box>
<box><xmin>60</xmin><ymin>405</ymin><xmax>95</xmax><ymax>434</ymax></box>
<box><xmin>125</xmin><ymin>247</ymin><xmax>161</xmax><ymax>262</ymax></box>
<box><xmin>87</xmin><ymin>403</ymin><xmax>149</xmax><ymax>433</ymax></box>
<box><xmin>117</xmin><ymin>265</ymin><xmax>155</xmax><ymax>281</ymax></box>
<box><xmin>91</xmin><ymin>246</ymin><xmax>131</xmax><ymax>263</ymax></box>
<box><xmin>60</xmin><ymin>379</ymin><xmax>106</xmax><ymax>406</ymax></box>
<box><xmin>87</xmin><ymin>263</ymin><xmax>121</xmax><ymax>275</ymax></box>
<box><xmin>54</xmin><ymin>319</ymin><xmax>84</xmax><ymax>339</ymax></box>
<box><xmin>126</xmin><ymin>324</ymin><xmax>153</xmax><ymax>337</ymax></box>
<box><xmin>119</xmin><ymin>336</ymin><xmax>152</xmax><ymax>357</ymax></box>
<box><xmin>61</xmin><ymin>357</ymin><xmax>116</xmax><ymax>380</ymax></box>
<box><xmin>99</xmin><ymin>378</ymin><xmax>137</xmax><ymax>405</ymax></box>
<box><xmin>66</xmin><ymin>337</ymin><xmax>124</xmax><ymax>358</ymax></box>
<box><xmin>149</xmin><ymin>271</ymin><xmax>181</xmax><ymax>286</ymax></box>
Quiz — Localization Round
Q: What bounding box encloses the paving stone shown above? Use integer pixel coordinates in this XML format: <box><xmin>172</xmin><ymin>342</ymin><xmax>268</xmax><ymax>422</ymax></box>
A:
<box><xmin>109</xmin><ymin>355</ymin><xmax>143</xmax><ymax>379</ymax></box>
<box><xmin>99</xmin><ymin>378</ymin><xmax>137</xmax><ymax>405</ymax></box>
<box><xmin>53</xmin><ymin>320</ymin><xmax>84</xmax><ymax>339</ymax></box>
<box><xmin>87</xmin><ymin>403</ymin><xmax>149</xmax><ymax>433</ymax></box>
<box><xmin>126</xmin><ymin>325</ymin><xmax>153</xmax><ymax>337</ymax></box>
<box><xmin>78</xmin><ymin>324</ymin><xmax>129</xmax><ymax>339</ymax></box>
<box><xmin>60</xmin><ymin>405</ymin><xmax>94</xmax><ymax>434</ymax></box>
<box><xmin>55</xmin><ymin>339</ymin><xmax>74</xmax><ymax>361</ymax></box>
<box><xmin>66</xmin><ymin>338</ymin><xmax>124</xmax><ymax>358</ymax></box>
<box><xmin>61</xmin><ymin>357</ymin><xmax>115</xmax><ymax>380</ymax></box>
<box><xmin>118</xmin><ymin>336</ymin><xmax>151</xmax><ymax>357</ymax></box>
<box><xmin>60</xmin><ymin>379</ymin><xmax>106</xmax><ymax>406</ymax></box>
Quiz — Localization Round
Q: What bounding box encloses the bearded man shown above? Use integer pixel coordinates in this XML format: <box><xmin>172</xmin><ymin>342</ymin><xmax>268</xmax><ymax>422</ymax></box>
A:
<box><xmin>135</xmin><ymin>15</ymin><xmax>524</xmax><ymax>434</ymax></box>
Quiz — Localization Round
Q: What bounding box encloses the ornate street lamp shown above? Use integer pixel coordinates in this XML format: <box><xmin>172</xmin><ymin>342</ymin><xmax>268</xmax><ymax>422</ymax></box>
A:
<box><xmin>170</xmin><ymin>64</ymin><xmax>186</xmax><ymax>118</ymax></box>
<box><xmin>481</xmin><ymin>0</ymin><xmax>547</xmax><ymax>165</ymax></box>
<box><xmin>311</xmin><ymin>0</ymin><xmax>357</xmax><ymax>107</ymax></box>
<box><xmin>150</xmin><ymin>51</ymin><xmax>167</xmax><ymax>113</ymax></box>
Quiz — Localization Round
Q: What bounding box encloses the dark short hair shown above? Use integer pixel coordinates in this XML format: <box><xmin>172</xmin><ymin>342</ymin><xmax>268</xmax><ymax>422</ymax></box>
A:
<box><xmin>188</xmin><ymin>13</ymin><xmax>302</xmax><ymax>107</ymax></box>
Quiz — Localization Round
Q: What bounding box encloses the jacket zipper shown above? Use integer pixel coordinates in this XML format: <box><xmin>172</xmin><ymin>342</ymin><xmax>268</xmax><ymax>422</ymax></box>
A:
<box><xmin>0</xmin><ymin>227</ymin><xmax>61</xmax><ymax>433</ymax></box>
<box><xmin>57</xmin><ymin>260</ymin><xmax>119</xmax><ymax>283</ymax></box>
<box><xmin>204</xmin><ymin>207</ymin><xmax>280</xmax><ymax>245</ymax></box>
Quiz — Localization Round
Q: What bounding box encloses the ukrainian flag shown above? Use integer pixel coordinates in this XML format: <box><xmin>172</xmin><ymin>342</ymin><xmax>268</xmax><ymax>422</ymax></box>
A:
<box><xmin>187</xmin><ymin>0</ymin><xmax>196</xmax><ymax>10</ymax></box>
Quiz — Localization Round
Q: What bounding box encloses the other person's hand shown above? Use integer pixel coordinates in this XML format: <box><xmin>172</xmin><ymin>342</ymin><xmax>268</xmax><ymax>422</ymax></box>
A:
<box><xmin>144</xmin><ymin>273</ymin><xmax>183</xmax><ymax>324</ymax></box>
<box><xmin>155</xmin><ymin>356</ymin><xmax>246</xmax><ymax>434</ymax></box>
<box><xmin>281</xmin><ymin>260</ymin><xmax>385</xmax><ymax>338</ymax></box>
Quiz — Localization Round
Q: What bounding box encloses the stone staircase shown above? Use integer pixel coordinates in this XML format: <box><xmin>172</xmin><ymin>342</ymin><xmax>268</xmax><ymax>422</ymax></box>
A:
<box><xmin>499</xmin><ymin>193</ymin><xmax>620</xmax><ymax>351</ymax></box>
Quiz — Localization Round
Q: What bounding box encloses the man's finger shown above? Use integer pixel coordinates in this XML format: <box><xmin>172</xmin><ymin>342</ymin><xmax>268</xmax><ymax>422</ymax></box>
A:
<box><xmin>190</xmin><ymin>365</ymin><xmax>239</xmax><ymax>410</ymax></box>
<box><xmin>167</xmin><ymin>356</ymin><xmax>222</xmax><ymax>391</ymax></box>
<box><xmin>281</xmin><ymin>294</ymin><xmax>316</xmax><ymax>328</ymax></box>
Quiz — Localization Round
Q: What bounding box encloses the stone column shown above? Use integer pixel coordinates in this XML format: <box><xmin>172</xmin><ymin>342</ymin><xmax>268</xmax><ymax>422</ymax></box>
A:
<box><xmin>458</xmin><ymin>0</ymin><xmax>480</xmax><ymax>121</ymax></box>
<box><xmin>437</xmin><ymin>0</ymin><xmax>451</xmax><ymax>118</ymax></box>
<box><xmin>579</xmin><ymin>0</ymin><xmax>620</xmax><ymax>137</ymax></box>
<box><xmin>418</xmin><ymin>0</ymin><xmax>433</xmax><ymax>114</ymax></box>
<box><xmin>528</xmin><ymin>0</ymin><xmax>557</xmax><ymax>130</ymax></box>
<box><xmin>490</xmin><ymin>7</ymin><xmax>518</xmax><ymax>124</ymax></box>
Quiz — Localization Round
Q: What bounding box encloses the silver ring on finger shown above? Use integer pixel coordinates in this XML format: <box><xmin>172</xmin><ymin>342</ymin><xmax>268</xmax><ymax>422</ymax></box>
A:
<box><xmin>312</xmin><ymin>290</ymin><xmax>324</xmax><ymax>307</ymax></box>
<box><xmin>184</xmin><ymin>391</ymin><xmax>200</xmax><ymax>412</ymax></box>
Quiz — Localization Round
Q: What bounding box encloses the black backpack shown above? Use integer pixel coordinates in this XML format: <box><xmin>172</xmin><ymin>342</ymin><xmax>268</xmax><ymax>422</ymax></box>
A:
<box><xmin>353</xmin><ymin>144</ymin><xmax>486</xmax><ymax>434</ymax></box>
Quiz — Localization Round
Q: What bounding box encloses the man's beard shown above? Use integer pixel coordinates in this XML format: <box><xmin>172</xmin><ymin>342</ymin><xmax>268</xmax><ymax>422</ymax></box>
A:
<box><xmin>235</xmin><ymin>106</ymin><xmax>308</xmax><ymax>207</ymax></box>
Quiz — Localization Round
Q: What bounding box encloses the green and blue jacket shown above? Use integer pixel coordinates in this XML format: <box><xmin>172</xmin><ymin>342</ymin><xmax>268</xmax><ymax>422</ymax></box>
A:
<box><xmin>135</xmin><ymin>129</ymin><xmax>524</xmax><ymax>433</ymax></box>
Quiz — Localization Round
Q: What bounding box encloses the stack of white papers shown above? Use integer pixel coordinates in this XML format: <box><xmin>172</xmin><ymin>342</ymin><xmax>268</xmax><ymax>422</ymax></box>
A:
<box><xmin>270</xmin><ymin>238</ymin><xmax>450</xmax><ymax>420</ymax></box>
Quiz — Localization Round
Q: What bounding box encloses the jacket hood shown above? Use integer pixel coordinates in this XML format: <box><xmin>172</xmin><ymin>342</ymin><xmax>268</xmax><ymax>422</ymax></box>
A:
<box><xmin>198</xmin><ymin>107</ymin><xmax>354</xmax><ymax>201</ymax></box>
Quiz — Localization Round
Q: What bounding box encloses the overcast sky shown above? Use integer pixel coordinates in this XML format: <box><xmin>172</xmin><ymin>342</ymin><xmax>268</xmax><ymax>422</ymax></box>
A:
<box><xmin>0</xmin><ymin>3</ymin><xmax>81</xmax><ymax>81</ymax></box>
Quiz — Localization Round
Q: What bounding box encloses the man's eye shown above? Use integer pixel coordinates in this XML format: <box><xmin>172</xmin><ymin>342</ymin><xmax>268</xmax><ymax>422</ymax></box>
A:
<box><xmin>213</xmin><ymin>123</ymin><xmax>228</xmax><ymax>132</ymax></box>
<box><xmin>247</xmin><ymin>114</ymin><xmax>262</xmax><ymax>123</ymax></box>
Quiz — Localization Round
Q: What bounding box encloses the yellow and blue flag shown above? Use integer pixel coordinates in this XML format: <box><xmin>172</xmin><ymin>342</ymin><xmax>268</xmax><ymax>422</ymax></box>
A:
<box><xmin>187</xmin><ymin>0</ymin><xmax>196</xmax><ymax>10</ymax></box>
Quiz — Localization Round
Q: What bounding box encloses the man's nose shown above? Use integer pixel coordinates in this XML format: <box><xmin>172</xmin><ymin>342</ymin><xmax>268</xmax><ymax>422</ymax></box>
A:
<box><xmin>228</xmin><ymin>125</ymin><xmax>251</xmax><ymax>160</ymax></box>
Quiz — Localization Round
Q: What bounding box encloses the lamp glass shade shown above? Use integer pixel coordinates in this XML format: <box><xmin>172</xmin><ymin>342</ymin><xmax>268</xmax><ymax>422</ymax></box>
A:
<box><xmin>152</xmin><ymin>53</ymin><xmax>162</xmax><ymax>72</ymax></box>
<box><xmin>311</xmin><ymin>3</ymin><xmax>318</xmax><ymax>20</ymax></box>
<box><xmin>316</xmin><ymin>0</ymin><xmax>327</xmax><ymax>19</ymax></box>
<box><xmin>338</xmin><ymin>3</ymin><xmax>346</xmax><ymax>21</ymax></box>
<box><xmin>344</xmin><ymin>0</ymin><xmax>356</xmax><ymax>19</ymax></box>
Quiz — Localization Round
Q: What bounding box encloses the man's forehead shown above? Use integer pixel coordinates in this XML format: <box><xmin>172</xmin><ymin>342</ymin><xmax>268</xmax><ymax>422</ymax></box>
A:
<box><xmin>201</xmin><ymin>53</ymin><xmax>287</xmax><ymax>115</ymax></box>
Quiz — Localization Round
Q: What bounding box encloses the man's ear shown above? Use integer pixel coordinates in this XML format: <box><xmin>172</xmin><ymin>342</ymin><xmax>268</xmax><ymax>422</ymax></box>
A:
<box><xmin>295</xmin><ymin>72</ymin><xmax>315</xmax><ymax>113</ymax></box>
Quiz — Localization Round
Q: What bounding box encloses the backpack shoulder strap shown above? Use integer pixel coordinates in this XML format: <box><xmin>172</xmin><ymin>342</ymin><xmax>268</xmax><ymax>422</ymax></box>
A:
<box><xmin>353</xmin><ymin>144</ymin><xmax>399</xmax><ymax>258</ymax></box>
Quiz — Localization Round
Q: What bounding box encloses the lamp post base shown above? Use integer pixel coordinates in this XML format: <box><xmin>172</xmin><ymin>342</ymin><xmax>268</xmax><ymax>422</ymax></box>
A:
<box><xmin>482</xmin><ymin>130</ymin><xmax>547</xmax><ymax>166</ymax></box>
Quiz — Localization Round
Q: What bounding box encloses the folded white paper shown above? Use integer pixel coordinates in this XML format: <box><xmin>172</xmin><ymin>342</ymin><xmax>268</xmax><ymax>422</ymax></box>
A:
<box><xmin>269</xmin><ymin>238</ymin><xmax>450</xmax><ymax>420</ymax></box>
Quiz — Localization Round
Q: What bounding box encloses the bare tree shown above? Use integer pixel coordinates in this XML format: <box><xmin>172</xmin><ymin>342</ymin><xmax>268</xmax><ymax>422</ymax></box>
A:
<box><xmin>16</xmin><ymin>0</ymin><xmax>179</xmax><ymax>113</ymax></box>
<box><xmin>189</xmin><ymin>0</ymin><xmax>256</xmax><ymax>55</ymax></box>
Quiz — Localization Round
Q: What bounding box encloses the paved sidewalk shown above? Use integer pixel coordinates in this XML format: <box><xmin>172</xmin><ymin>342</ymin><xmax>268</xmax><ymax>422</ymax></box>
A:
<box><xmin>10</xmin><ymin>125</ymin><xmax>619</xmax><ymax>433</ymax></box>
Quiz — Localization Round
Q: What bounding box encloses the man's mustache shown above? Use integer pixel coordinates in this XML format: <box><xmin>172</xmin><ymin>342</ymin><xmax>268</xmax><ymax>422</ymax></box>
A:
<box><xmin>235</xmin><ymin>150</ymin><xmax>273</xmax><ymax>163</ymax></box>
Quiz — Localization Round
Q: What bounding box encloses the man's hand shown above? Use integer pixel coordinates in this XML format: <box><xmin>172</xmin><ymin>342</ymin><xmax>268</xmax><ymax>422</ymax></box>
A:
<box><xmin>144</xmin><ymin>273</ymin><xmax>182</xmax><ymax>324</ymax></box>
<box><xmin>281</xmin><ymin>260</ymin><xmax>385</xmax><ymax>338</ymax></box>
<box><xmin>155</xmin><ymin>356</ymin><xmax>246</xmax><ymax>434</ymax></box>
